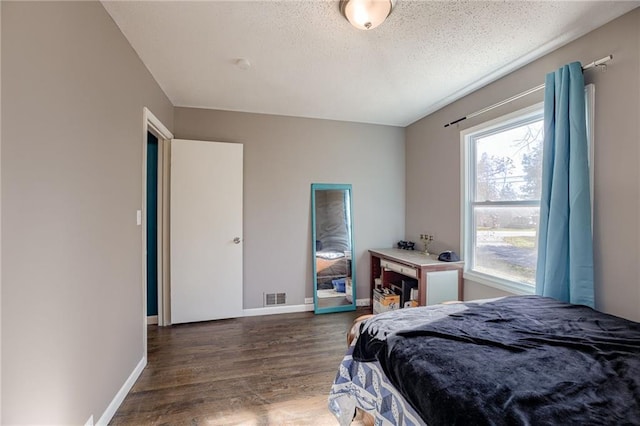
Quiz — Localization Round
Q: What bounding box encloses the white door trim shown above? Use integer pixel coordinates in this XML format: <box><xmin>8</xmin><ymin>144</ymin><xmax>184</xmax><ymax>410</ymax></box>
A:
<box><xmin>142</xmin><ymin>107</ymin><xmax>173</xmax><ymax>358</ymax></box>
<box><xmin>158</xmin><ymin>137</ymin><xmax>171</xmax><ymax>326</ymax></box>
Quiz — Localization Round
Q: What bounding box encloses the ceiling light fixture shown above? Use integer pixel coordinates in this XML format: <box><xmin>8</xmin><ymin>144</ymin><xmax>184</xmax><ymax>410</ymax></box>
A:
<box><xmin>339</xmin><ymin>0</ymin><xmax>395</xmax><ymax>31</ymax></box>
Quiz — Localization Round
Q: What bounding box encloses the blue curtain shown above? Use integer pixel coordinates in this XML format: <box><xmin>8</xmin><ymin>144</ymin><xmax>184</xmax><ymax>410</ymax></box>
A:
<box><xmin>535</xmin><ymin>62</ymin><xmax>594</xmax><ymax>307</ymax></box>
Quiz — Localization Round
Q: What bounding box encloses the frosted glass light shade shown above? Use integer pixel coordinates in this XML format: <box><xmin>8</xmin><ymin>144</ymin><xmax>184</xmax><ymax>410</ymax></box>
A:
<box><xmin>340</xmin><ymin>0</ymin><xmax>394</xmax><ymax>31</ymax></box>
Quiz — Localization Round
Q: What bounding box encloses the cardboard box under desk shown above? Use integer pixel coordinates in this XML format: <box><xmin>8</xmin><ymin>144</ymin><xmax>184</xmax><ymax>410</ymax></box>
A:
<box><xmin>373</xmin><ymin>288</ymin><xmax>400</xmax><ymax>314</ymax></box>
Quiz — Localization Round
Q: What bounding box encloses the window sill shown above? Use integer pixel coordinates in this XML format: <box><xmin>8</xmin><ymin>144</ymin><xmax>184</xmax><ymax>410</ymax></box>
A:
<box><xmin>463</xmin><ymin>270</ymin><xmax>535</xmax><ymax>296</ymax></box>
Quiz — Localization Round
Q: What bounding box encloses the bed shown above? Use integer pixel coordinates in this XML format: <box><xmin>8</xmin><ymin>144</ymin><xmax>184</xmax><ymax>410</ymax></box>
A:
<box><xmin>329</xmin><ymin>295</ymin><xmax>640</xmax><ymax>425</ymax></box>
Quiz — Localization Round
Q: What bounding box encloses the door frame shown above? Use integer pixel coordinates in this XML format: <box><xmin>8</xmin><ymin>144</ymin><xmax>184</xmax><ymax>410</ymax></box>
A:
<box><xmin>142</xmin><ymin>108</ymin><xmax>173</xmax><ymax>352</ymax></box>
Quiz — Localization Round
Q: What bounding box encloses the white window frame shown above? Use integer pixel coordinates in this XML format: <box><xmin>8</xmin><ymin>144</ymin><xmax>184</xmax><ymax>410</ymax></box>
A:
<box><xmin>460</xmin><ymin>84</ymin><xmax>594</xmax><ymax>295</ymax></box>
<box><xmin>461</xmin><ymin>103</ymin><xmax>543</xmax><ymax>294</ymax></box>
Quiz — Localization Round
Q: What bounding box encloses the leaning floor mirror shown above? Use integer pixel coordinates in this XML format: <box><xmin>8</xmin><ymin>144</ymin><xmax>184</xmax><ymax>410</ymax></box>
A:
<box><xmin>311</xmin><ymin>183</ymin><xmax>356</xmax><ymax>314</ymax></box>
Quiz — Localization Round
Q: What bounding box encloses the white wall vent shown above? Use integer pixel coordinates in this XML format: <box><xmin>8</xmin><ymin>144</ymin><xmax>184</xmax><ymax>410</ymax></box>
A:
<box><xmin>264</xmin><ymin>292</ymin><xmax>286</xmax><ymax>306</ymax></box>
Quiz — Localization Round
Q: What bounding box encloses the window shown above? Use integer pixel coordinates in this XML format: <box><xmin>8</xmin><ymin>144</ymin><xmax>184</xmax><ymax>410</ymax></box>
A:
<box><xmin>461</xmin><ymin>86</ymin><xmax>594</xmax><ymax>294</ymax></box>
<box><xmin>462</xmin><ymin>105</ymin><xmax>543</xmax><ymax>293</ymax></box>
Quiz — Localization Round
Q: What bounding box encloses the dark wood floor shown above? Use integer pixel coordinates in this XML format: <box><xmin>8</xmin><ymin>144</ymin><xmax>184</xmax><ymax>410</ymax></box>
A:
<box><xmin>110</xmin><ymin>308</ymin><xmax>371</xmax><ymax>425</ymax></box>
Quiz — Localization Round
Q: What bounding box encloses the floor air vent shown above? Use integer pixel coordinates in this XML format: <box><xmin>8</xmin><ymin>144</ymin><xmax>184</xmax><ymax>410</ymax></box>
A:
<box><xmin>264</xmin><ymin>292</ymin><xmax>286</xmax><ymax>306</ymax></box>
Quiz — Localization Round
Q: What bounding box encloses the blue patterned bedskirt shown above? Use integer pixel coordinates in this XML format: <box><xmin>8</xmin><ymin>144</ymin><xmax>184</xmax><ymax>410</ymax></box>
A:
<box><xmin>328</xmin><ymin>345</ymin><xmax>424</xmax><ymax>426</ymax></box>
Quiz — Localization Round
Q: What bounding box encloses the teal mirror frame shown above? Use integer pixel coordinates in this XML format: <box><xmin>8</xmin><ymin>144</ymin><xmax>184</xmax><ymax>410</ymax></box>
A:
<box><xmin>311</xmin><ymin>183</ymin><xmax>356</xmax><ymax>314</ymax></box>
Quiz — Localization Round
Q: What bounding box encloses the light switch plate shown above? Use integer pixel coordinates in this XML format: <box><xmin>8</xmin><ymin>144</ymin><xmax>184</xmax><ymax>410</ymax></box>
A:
<box><xmin>136</xmin><ymin>210</ymin><xmax>142</xmax><ymax>226</ymax></box>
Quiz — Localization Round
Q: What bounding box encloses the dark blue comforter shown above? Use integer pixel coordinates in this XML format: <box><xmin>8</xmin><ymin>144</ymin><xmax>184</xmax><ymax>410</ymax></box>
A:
<box><xmin>353</xmin><ymin>296</ymin><xmax>640</xmax><ymax>425</ymax></box>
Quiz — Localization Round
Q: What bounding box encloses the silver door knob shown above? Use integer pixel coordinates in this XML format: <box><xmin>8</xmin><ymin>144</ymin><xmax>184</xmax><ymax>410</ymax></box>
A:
<box><xmin>233</xmin><ymin>237</ymin><xmax>241</xmax><ymax>244</ymax></box>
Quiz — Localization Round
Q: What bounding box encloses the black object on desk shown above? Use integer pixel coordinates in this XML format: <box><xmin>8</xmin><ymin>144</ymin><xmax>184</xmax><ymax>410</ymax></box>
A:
<box><xmin>438</xmin><ymin>251</ymin><xmax>460</xmax><ymax>262</ymax></box>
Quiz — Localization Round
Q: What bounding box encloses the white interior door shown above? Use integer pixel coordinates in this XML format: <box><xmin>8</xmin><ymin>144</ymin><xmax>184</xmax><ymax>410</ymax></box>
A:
<box><xmin>170</xmin><ymin>139</ymin><xmax>243</xmax><ymax>324</ymax></box>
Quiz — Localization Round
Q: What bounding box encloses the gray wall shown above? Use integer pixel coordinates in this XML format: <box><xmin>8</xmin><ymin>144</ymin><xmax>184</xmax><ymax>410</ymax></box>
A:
<box><xmin>406</xmin><ymin>9</ymin><xmax>640</xmax><ymax>322</ymax></box>
<box><xmin>174</xmin><ymin>108</ymin><xmax>405</xmax><ymax>309</ymax></box>
<box><xmin>1</xmin><ymin>2</ymin><xmax>173</xmax><ymax>423</ymax></box>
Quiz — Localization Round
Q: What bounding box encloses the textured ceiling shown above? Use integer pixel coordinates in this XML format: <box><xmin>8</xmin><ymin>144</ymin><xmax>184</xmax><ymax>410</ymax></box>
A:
<box><xmin>102</xmin><ymin>1</ymin><xmax>639</xmax><ymax>127</ymax></box>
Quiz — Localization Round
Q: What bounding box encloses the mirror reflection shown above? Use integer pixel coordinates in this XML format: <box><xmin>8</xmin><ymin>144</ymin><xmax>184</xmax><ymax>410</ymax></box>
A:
<box><xmin>312</xmin><ymin>184</ymin><xmax>356</xmax><ymax>313</ymax></box>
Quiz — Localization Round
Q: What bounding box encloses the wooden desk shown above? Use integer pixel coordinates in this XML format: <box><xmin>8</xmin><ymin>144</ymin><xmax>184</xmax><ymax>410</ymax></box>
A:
<box><xmin>369</xmin><ymin>248</ymin><xmax>464</xmax><ymax>306</ymax></box>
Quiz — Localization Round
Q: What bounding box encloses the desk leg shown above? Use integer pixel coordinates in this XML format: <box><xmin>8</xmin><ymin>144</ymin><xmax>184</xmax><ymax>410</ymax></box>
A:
<box><xmin>370</xmin><ymin>254</ymin><xmax>381</xmax><ymax>299</ymax></box>
<box><xmin>418</xmin><ymin>270</ymin><xmax>426</xmax><ymax>306</ymax></box>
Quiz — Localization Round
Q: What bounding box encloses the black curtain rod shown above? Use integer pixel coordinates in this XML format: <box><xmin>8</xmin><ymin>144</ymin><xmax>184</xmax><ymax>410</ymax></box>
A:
<box><xmin>443</xmin><ymin>55</ymin><xmax>613</xmax><ymax>128</ymax></box>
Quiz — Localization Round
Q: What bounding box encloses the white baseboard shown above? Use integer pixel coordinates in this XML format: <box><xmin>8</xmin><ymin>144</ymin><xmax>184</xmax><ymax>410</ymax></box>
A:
<box><xmin>96</xmin><ymin>356</ymin><xmax>147</xmax><ymax>426</ymax></box>
<box><xmin>243</xmin><ymin>303</ymin><xmax>313</xmax><ymax>317</ymax></box>
<box><xmin>146</xmin><ymin>315</ymin><xmax>158</xmax><ymax>325</ymax></box>
<box><xmin>243</xmin><ymin>299</ymin><xmax>371</xmax><ymax>317</ymax></box>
